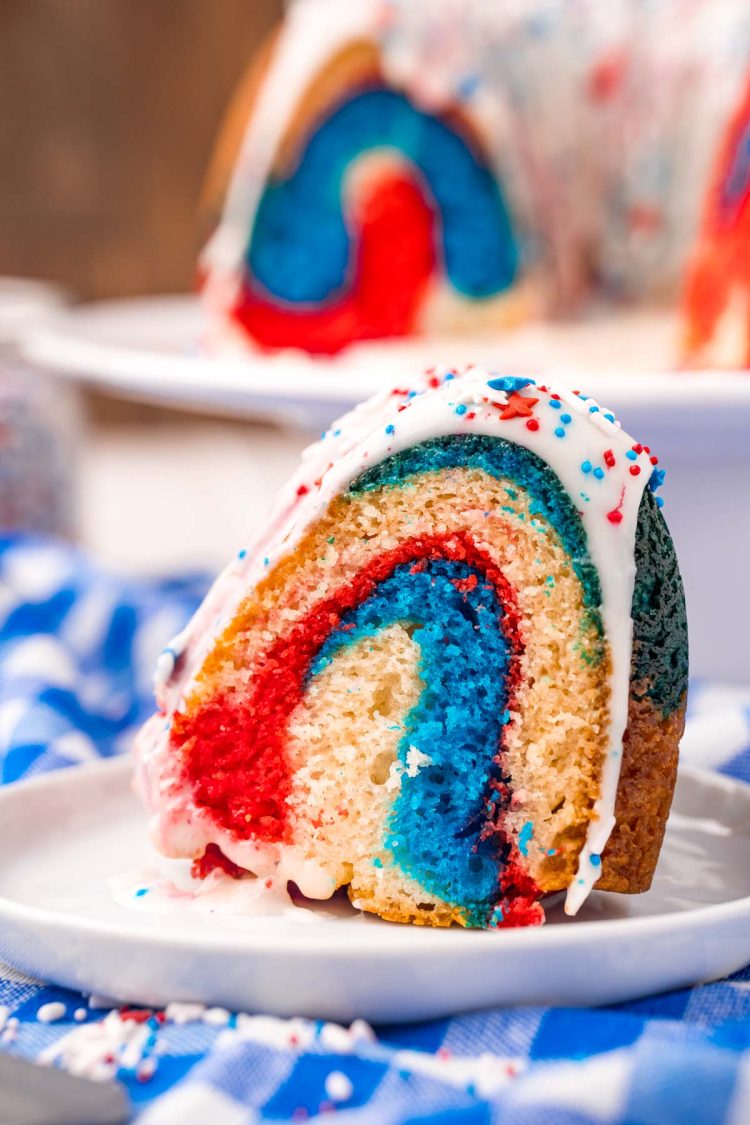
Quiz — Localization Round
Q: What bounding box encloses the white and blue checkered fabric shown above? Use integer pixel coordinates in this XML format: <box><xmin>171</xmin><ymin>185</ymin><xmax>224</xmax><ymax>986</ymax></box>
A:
<box><xmin>2</xmin><ymin>536</ymin><xmax>750</xmax><ymax>1124</ymax></box>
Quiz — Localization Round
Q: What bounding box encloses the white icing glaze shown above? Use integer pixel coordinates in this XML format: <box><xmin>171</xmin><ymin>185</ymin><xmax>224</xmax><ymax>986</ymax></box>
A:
<box><xmin>135</xmin><ymin>366</ymin><xmax>656</xmax><ymax>916</ymax></box>
<box><xmin>109</xmin><ymin>859</ymin><xmax>333</xmax><ymax>923</ymax></box>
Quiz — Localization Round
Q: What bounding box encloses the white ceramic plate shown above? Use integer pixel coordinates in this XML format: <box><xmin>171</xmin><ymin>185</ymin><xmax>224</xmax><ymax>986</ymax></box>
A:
<box><xmin>1</xmin><ymin>758</ymin><xmax>749</xmax><ymax>1023</ymax></box>
<box><xmin>0</xmin><ymin>277</ymin><xmax>68</xmax><ymax>345</ymax></box>
<box><xmin>23</xmin><ymin>294</ymin><xmax>750</xmax><ymax>434</ymax></box>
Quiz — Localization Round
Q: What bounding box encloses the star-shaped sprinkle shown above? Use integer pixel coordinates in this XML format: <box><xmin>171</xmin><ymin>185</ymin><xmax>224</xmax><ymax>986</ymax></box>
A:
<box><xmin>649</xmin><ymin>468</ymin><xmax>666</xmax><ymax>492</ymax></box>
<box><xmin>488</xmin><ymin>375</ymin><xmax>537</xmax><ymax>393</ymax></box>
<box><xmin>500</xmin><ymin>391</ymin><xmax>539</xmax><ymax>420</ymax></box>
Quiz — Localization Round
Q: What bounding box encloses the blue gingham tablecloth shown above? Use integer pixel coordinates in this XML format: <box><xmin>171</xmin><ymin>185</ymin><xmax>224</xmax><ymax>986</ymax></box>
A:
<box><xmin>2</xmin><ymin>535</ymin><xmax>750</xmax><ymax>1125</ymax></box>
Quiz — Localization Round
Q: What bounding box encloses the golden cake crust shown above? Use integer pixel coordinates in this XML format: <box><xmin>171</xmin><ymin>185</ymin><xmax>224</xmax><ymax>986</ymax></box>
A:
<box><xmin>599</xmin><ymin>686</ymin><xmax>686</xmax><ymax>894</ymax></box>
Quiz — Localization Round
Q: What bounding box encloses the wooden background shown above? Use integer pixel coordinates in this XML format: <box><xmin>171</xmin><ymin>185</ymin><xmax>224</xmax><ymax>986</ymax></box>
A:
<box><xmin>0</xmin><ymin>0</ymin><xmax>281</xmax><ymax>299</ymax></box>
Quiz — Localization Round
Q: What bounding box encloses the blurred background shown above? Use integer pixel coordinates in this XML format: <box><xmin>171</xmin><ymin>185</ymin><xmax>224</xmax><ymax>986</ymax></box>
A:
<box><xmin>0</xmin><ymin>0</ymin><xmax>296</xmax><ymax>575</ymax></box>
<box><xmin>0</xmin><ymin>0</ymin><xmax>279</xmax><ymax>298</ymax></box>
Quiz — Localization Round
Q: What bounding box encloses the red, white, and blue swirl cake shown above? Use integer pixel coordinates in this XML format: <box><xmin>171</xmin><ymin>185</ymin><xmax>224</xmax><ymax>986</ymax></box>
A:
<box><xmin>135</xmin><ymin>368</ymin><xmax>687</xmax><ymax>928</ymax></box>
<box><xmin>200</xmin><ymin>0</ymin><xmax>534</xmax><ymax>356</ymax></box>
<box><xmin>682</xmin><ymin>75</ymin><xmax>750</xmax><ymax>367</ymax></box>
<box><xmin>203</xmin><ymin>0</ymin><xmax>750</xmax><ymax>367</ymax></box>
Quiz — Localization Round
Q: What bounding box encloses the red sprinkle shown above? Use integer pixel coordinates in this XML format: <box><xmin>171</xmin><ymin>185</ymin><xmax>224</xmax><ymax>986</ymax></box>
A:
<box><xmin>629</xmin><ymin>465</ymin><xmax>641</xmax><ymax>476</ymax></box>
<box><xmin>119</xmin><ymin>1008</ymin><xmax>155</xmax><ymax>1023</ymax></box>
<box><xmin>607</xmin><ymin>485</ymin><xmax>627</xmax><ymax>524</ymax></box>
<box><xmin>603</xmin><ymin>449</ymin><xmax>616</xmax><ymax>468</ymax></box>
<box><xmin>632</xmin><ymin>443</ymin><xmax>644</xmax><ymax>454</ymax></box>
<box><xmin>525</xmin><ymin>418</ymin><xmax>540</xmax><ymax>431</ymax></box>
<box><xmin>650</xmin><ymin>455</ymin><xmax>659</xmax><ymax>465</ymax></box>
<box><xmin>500</xmin><ymin>392</ymin><xmax>539</xmax><ymax>421</ymax></box>
<box><xmin>296</xmin><ymin>485</ymin><xmax>309</xmax><ymax>498</ymax></box>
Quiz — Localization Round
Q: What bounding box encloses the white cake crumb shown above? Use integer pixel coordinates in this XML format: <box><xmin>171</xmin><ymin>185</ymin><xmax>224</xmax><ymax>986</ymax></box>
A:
<box><xmin>325</xmin><ymin>1070</ymin><xmax>353</xmax><ymax>1103</ymax></box>
<box><xmin>37</xmin><ymin>1002</ymin><xmax>66</xmax><ymax>1024</ymax></box>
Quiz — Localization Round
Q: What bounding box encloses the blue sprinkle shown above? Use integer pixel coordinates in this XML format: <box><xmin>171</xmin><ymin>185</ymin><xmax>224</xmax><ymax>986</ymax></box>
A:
<box><xmin>588</xmin><ymin>404</ymin><xmax>600</xmax><ymax>414</ymax></box>
<box><xmin>547</xmin><ymin>848</ymin><xmax>557</xmax><ymax>856</ymax></box>
<box><xmin>593</xmin><ymin>467</ymin><xmax>605</xmax><ymax>480</ymax></box>
<box><xmin>408</xmin><ymin>390</ymin><xmax>418</xmax><ymax>398</ymax></box>
<box><xmin>385</xmin><ymin>424</ymin><xmax>395</xmax><ymax>435</ymax></box>
<box><xmin>560</xmin><ymin>413</ymin><xmax>572</xmax><ymax>424</ymax></box>
<box><xmin>263</xmin><ymin>557</ymin><xmax>269</xmax><ymax>566</ymax></box>
<box><xmin>581</xmin><ymin>460</ymin><xmax>593</xmax><ymax>474</ymax></box>
<box><xmin>549</xmin><ymin>398</ymin><xmax>562</xmax><ymax>410</ymax></box>
<box><xmin>577</xmin><ymin>393</ymin><xmax>590</xmax><ymax>401</ymax></box>
<box><xmin>518</xmin><ymin>821</ymin><xmax>534</xmax><ymax>857</ymax></box>
<box><xmin>444</xmin><ymin>373</ymin><xmax>455</xmax><ymax>381</ymax></box>
<box><xmin>590</xmin><ymin>854</ymin><xmax>602</xmax><ymax>867</ymax></box>
<box><xmin>554</xmin><ymin>427</ymin><xmax>565</xmax><ymax>438</ymax></box>
<box><xmin>333</xmin><ymin>429</ymin><xmax>341</xmax><ymax>436</ymax></box>
<box><xmin>373</xmin><ymin>857</ymin><xmax>383</xmax><ymax>868</ymax></box>
<box><xmin>649</xmin><ymin>467</ymin><xmax>666</xmax><ymax>492</ymax></box>
<box><xmin>487</xmin><ymin>375</ymin><xmax>536</xmax><ymax>392</ymax></box>
<box><xmin>656</xmin><ymin>496</ymin><xmax>665</xmax><ymax>508</ymax></box>
<box><xmin>580</xmin><ymin>492</ymin><xmax>590</xmax><ymax>502</ymax></box>
<box><xmin>455</xmin><ymin>404</ymin><xmax>468</xmax><ymax>415</ymax></box>
<box><xmin>238</xmin><ymin>549</ymin><xmax>246</xmax><ymax>559</ymax></box>
<box><xmin>626</xmin><ymin>450</ymin><xmax>637</xmax><ymax>461</ymax></box>
<box><xmin>135</xmin><ymin>888</ymin><xmax>148</xmax><ymax>898</ymax></box>
<box><xmin>603</xmin><ymin>412</ymin><xmax>615</xmax><ymax>422</ymax></box>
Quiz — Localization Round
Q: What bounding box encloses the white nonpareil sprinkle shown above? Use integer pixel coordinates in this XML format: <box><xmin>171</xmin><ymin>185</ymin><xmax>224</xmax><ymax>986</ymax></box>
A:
<box><xmin>38</xmin><ymin>1010</ymin><xmax>156</xmax><ymax>1084</ymax></box>
<box><xmin>349</xmin><ymin>1019</ymin><xmax>376</xmax><ymax>1044</ymax></box>
<box><xmin>202</xmin><ymin>1007</ymin><xmax>231</xmax><ymax>1027</ymax></box>
<box><xmin>165</xmin><ymin>1002</ymin><xmax>206</xmax><ymax>1025</ymax></box>
<box><xmin>37</xmin><ymin>1002</ymin><xmax>66</xmax><ymax>1024</ymax></box>
<box><xmin>74</xmin><ymin>1009</ymin><xmax>88</xmax><ymax>1022</ymax></box>
<box><xmin>325</xmin><ymin>1070</ymin><xmax>353</xmax><ymax>1103</ymax></box>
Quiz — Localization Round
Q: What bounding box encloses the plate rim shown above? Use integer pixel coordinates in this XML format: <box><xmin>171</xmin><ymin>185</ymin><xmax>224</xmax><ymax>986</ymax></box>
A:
<box><xmin>1</xmin><ymin>756</ymin><xmax>749</xmax><ymax>958</ymax></box>
<box><xmin>21</xmin><ymin>294</ymin><xmax>750</xmax><ymax>415</ymax></box>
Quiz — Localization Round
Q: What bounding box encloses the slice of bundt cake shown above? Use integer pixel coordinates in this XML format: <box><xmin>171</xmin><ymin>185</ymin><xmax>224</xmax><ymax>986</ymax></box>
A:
<box><xmin>135</xmin><ymin>368</ymin><xmax>688</xmax><ymax>928</ymax></box>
